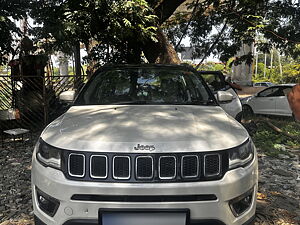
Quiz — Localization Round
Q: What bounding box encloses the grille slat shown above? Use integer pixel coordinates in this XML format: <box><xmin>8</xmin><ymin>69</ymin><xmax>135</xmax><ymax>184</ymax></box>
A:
<box><xmin>204</xmin><ymin>154</ymin><xmax>221</xmax><ymax>177</ymax></box>
<box><xmin>68</xmin><ymin>153</ymin><xmax>85</xmax><ymax>177</ymax></box>
<box><xmin>113</xmin><ymin>156</ymin><xmax>131</xmax><ymax>180</ymax></box>
<box><xmin>136</xmin><ymin>156</ymin><xmax>153</xmax><ymax>179</ymax></box>
<box><xmin>181</xmin><ymin>155</ymin><xmax>199</xmax><ymax>178</ymax></box>
<box><xmin>159</xmin><ymin>156</ymin><xmax>176</xmax><ymax>180</ymax></box>
<box><xmin>90</xmin><ymin>155</ymin><xmax>108</xmax><ymax>179</ymax></box>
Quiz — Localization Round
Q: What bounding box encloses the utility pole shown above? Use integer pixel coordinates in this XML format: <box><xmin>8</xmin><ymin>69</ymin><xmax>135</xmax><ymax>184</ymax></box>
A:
<box><xmin>74</xmin><ymin>42</ymin><xmax>82</xmax><ymax>90</ymax></box>
<box><xmin>278</xmin><ymin>51</ymin><xmax>283</xmax><ymax>81</ymax></box>
<box><xmin>264</xmin><ymin>53</ymin><xmax>267</xmax><ymax>78</ymax></box>
<box><xmin>255</xmin><ymin>50</ymin><xmax>258</xmax><ymax>76</ymax></box>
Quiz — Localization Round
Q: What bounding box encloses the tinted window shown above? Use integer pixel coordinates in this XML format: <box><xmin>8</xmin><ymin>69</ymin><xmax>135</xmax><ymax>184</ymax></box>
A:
<box><xmin>258</xmin><ymin>87</ymin><xmax>281</xmax><ymax>97</ymax></box>
<box><xmin>75</xmin><ymin>68</ymin><xmax>214</xmax><ymax>105</ymax></box>
<box><xmin>282</xmin><ymin>87</ymin><xmax>293</xmax><ymax>96</ymax></box>
<box><xmin>201</xmin><ymin>73</ymin><xmax>227</xmax><ymax>91</ymax></box>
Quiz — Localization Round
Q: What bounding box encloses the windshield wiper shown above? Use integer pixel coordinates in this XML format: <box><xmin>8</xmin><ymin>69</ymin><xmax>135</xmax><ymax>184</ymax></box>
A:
<box><xmin>166</xmin><ymin>100</ymin><xmax>216</xmax><ymax>106</ymax></box>
<box><xmin>112</xmin><ymin>100</ymin><xmax>148</xmax><ymax>105</ymax></box>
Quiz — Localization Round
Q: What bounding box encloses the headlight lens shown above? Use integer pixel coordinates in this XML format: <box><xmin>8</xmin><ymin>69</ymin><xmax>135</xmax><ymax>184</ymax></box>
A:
<box><xmin>36</xmin><ymin>139</ymin><xmax>62</xmax><ymax>169</ymax></box>
<box><xmin>229</xmin><ymin>139</ymin><xmax>255</xmax><ymax>169</ymax></box>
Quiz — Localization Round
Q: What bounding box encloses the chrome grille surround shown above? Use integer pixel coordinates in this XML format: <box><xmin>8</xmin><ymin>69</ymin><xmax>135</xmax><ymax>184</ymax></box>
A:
<box><xmin>68</xmin><ymin>153</ymin><xmax>85</xmax><ymax>178</ymax></box>
<box><xmin>158</xmin><ymin>156</ymin><xmax>177</xmax><ymax>180</ymax></box>
<box><xmin>135</xmin><ymin>156</ymin><xmax>154</xmax><ymax>180</ymax></box>
<box><xmin>65</xmin><ymin>151</ymin><xmax>227</xmax><ymax>182</ymax></box>
<box><xmin>204</xmin><ymin>153</ymin><xmax>221</xmax><ymax>177</ymax></box>
<box><xmin>90</xmin><ymin>155</ymin><xmax>108</xmax><ymax>179</ymax></box>
<box><xmin>113</xmin><ymin>156</ymin><xmax>131</xmax><ymax>180</ymax></box>
<box><xmin>181</xmin><ymin>155</ymin><xmax>199</xmax><ymax>178</ymax></box>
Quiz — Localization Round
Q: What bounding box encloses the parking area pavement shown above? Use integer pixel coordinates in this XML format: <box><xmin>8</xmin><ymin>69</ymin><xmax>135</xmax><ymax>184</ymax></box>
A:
<box><xmin>0</xmin><ymin>137</ymin><xmax>299</xmax><ymax>225</ymax></box>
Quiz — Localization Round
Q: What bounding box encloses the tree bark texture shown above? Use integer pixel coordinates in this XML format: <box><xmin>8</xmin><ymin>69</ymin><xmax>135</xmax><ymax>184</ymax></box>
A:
<box><xmin>143</xmin><ymin>29</ymin><xmax>181</xmax><ymax>64</ymax></box>
<box><xmin>142</xmin><ymin>0</ymin><xmax>186</xmax><ymax>64</ymax></box>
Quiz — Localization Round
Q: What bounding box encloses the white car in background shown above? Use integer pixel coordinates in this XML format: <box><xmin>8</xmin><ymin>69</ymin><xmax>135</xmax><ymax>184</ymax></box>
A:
<box><xmin>242</xmin><ymin>84</ymin><xmax>296</xmax><ymax>118</ymax></box>
<box><xmin>253</xmin><ymin>82</ymin><xmax>274</xmax><ymax>87</ymax></box>
<box><xmin>199</xmin><ymin>71</ymin><xmax>243</xmax><ymax>122</ymax></box>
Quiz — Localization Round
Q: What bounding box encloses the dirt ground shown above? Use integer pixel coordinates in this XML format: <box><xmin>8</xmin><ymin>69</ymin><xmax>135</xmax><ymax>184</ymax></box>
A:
<box><xmin>0</xmin><ymin>135</ymin><xmax>299</xmax><ymax>225</ymax></box>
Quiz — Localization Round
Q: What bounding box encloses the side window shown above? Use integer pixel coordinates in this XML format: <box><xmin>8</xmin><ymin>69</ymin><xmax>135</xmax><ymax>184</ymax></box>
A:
<box><xmin>202</xmin><ymin>74</ymin><xmax>226</xmax><ymax>91</ymax></box>
<box><xmin>282</xmin><ymin>87</ymin><xmax>292</xmax><ymax>96</ymax></box>
<box><xmin>258</xmin><ymin>87</ymin><xmax>281</xmax><ymax>97</ymax></box>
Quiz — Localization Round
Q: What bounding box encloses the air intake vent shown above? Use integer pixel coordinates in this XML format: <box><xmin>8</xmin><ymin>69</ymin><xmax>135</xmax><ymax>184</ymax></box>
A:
<box><xmin>136</xmin><ymin>156</ymin><xmax>153</xmax><ymax>179</ymax></box>
<box><xmin>159</xmin><ymin>156</ymin><xmax>176</xmax><ymax>180</ymax></box>
<box><xmin>204</xmin><ymin>154</ymin><xmax>221</xmax><ymax>177</ymax></box>
<box><xmin>113</xmin><ymin>156</ymin><xmax>131</xmax><ymax>180</ymax></box>
<box><xmin>181</xmin><ymin>155</ymin><xmax>199</xmax><ymax>178</ymax></box>
<box><xmin>68</xmin><ymin>153</ymin><xmax>85</xmax><ymax>177</ymax></box>
<box><xmin>90</xmin><ymin>155</ymin><xmax>108</xmax><ymax>179</ymax></box>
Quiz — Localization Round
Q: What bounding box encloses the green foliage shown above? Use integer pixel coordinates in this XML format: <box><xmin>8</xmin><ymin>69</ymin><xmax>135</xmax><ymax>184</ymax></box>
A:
<box><xmin>167</xmin><ymin>0</ymin><xmax>300</xmax><ymax>65</ymax></box>
<box><xmin>0</xmin><ymin>0</ymin><xmax>30</xmax><ymax>65</ymax></box>
<box><xmin>30</xmin><ymin>0</ymin><xmax>158</xmax><ymax>64</ymax></box>
<box><xmin>251</xmin><ymin>118</ymin><xmax>300</xmax><ymax>157</ymax></box>
<box><xmin>196</xmin><ymin>62</ymin><xmax>225</xmax><ymax>71</ymax></box>
<box><xmin>253</xmin><ymin>62</ymin><xmax>300</xmax><ymax>84</ymax></box>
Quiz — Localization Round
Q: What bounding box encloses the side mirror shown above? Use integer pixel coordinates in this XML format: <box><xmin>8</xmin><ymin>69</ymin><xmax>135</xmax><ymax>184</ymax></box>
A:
<box><xmin>217</xmin><ymin>91</ymin><xmax>234</xmax><ymax>103</ymax></box>
<box><xmin>59</xmin><ymin>90</ymin><xmax>75</xmax><ymax>103</ymax></box>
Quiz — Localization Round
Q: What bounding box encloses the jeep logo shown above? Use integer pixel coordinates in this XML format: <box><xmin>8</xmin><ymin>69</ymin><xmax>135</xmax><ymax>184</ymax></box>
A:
<box><xmin>134</xmin><ymin>144</ymin><xmax>155</xmax><ymax>151</ymax></box>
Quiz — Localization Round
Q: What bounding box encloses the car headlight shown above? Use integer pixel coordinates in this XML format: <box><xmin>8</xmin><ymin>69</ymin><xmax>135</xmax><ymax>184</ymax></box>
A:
<box><xmin>36</xmin><ymin>139</ymin><xmax>62</xmax><ymax>169</ymax></box>
<box><xmin>229</xmin><ymin>139</ymin><xmax>255</xmax><ymax>169</ymax></box>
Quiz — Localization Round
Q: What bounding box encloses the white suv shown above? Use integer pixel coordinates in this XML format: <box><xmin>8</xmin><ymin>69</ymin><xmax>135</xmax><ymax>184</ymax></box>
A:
<box><xmin>31</xmin><ymin>65</ymin><xmax>258</xmax><ymax>225</ymax></box>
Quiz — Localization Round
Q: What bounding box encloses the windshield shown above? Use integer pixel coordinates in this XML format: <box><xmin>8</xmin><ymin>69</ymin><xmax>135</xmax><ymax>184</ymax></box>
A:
<box><xmin>75</xmin><ymin>67</ymin><xmax>215</xmax><ymax>105</ymax></box>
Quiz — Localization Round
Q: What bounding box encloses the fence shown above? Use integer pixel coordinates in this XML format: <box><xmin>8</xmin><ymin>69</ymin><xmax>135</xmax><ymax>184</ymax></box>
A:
<box><xmin>0</xmin><ymin>74</ymin><xmax>87</xmax><ymax>131</ymax></box>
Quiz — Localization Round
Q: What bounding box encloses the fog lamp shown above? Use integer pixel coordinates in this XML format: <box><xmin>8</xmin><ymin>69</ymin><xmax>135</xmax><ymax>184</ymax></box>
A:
<box><xmin>36</xmin><ymin>187</ymin><xmax>60</xmax><ymax>217</ymax></box>
<box><xmin>229</xmin><ymin>188</ymin><xmax>253</xmax><ymax>217</ymax></box>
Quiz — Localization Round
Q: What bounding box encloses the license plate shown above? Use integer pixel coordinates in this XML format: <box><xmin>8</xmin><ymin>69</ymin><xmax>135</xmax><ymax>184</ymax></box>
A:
<box><xmin>99</xmin><ymin>210</ymin><xmax>188</xmax><ymax>225</ymax></box>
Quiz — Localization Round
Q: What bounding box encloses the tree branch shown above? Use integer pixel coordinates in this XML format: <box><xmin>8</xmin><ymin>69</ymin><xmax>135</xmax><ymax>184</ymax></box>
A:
<box><xmin>195</xmin><ymin>20</ymin><xmax>227</xmax><ymax>69</ymax></box>
<box><xmin>175</xmin><ymin>0</ymin><xmax>200</xmax><ymax>50</ymax></box>
<box><xmin>154</xmin><ymin>0</ymin><xmax>186</xmax><ymax>25</ymax></box>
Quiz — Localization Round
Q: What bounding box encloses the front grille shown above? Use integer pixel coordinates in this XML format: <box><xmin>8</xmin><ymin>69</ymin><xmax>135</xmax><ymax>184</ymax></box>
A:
<box><xmin>181</xmin><ymin>155</ymin><xmax>199</xmax><ymax>178</ymax></box>
<box><xmin>71</xmin><ymin>194</ymin><xmax>218</xmax><ymax>202</ymax></box>
<box><xmin>113</xmin><ymin>156</ymin><xmax>131</xmax><ymax>179</ymax></box>
<box><xmin>68</xmin><ymin>153</ymin><xmax>85</xmax><ymax>177</ymax></box>
<box><xmin>159</xmin><ymin>156</ymin><xmax>176</xmax><ymax>179</ymax></box>
<box><xmin>204</xmin><ymin>154</ymin><xmax>221</xmax><ymax>177</ymax></box>
<box><xmin>90</xmin><ymin>155</ymin><xmax>107</xmax><ymax>179</ymax></box>
<box><xmin>136</xmin><ymin>156</ymin><xmax>153</xmax><ymax>179</ymax></box>
<box><xmin>65</xmin><ymin>151</ymin><xmax>227</xmax><ymax>183</ymax></box>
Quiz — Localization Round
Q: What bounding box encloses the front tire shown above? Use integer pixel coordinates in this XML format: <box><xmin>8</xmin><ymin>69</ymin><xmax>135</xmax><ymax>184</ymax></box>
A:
<box><xmin>242</xmin><ymin>105</ymin><xmax>254</xmax><ymax>119</ymax></box>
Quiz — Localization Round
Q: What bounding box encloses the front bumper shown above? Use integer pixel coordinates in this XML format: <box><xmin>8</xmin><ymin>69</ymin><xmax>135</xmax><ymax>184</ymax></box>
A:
<box><xmin>32</xmin><ymin>153</ymin><xmax>258</xmax><ymax>225</ymax></box>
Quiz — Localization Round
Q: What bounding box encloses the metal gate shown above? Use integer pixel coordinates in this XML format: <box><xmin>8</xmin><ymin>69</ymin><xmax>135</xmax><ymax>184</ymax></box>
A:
<box><xmin>0</xmin><ymin>74</ymin><xmax>86</xmax><ymax>131</ymax></box>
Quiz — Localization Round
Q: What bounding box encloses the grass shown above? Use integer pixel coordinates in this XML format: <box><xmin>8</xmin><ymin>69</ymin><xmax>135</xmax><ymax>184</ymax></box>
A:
<box><xmin>246</xmin><ymin>116</ymin><xmax>300</xmax><ymax>157</ymax></box>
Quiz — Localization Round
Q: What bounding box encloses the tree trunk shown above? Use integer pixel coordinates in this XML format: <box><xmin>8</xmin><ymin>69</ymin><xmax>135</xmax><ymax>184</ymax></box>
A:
<box><xmin>142</xmin><ymin>0</ymin><xmax>185</xmax><ymax>64</ymax></box>
<box><xmin>143</xmin><ymin>29</ymin><xmax>181</xmax><ymax>64</ymax></box>
<box><xmin>74</xmin><ymin>42</ymin><xmax>82</xmax><ymax>90</ymax></box>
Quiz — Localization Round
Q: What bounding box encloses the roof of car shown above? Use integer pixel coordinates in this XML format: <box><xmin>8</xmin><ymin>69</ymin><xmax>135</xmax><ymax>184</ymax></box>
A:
<box><xmin>99</xmin><ymin>63</ymin><xmax>196</xmax><ymax>71</ymax></box>
<box><xmin>273</xmin><ymin>84</ymin><xmax>296</xmax><ymax>87</ymax></box>
<box><xmin>91</xmin><ymin>64</ymin><xmax>200</xmax><ymax>78</ymax></box>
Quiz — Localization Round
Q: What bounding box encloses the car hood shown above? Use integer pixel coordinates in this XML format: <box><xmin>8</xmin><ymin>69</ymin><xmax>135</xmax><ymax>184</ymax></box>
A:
<box><xmin>240</xmin><ymin>96</ymin><xmax>254</xmax><ymax>104</ymax></box>
<box><xmin>41</xmin><ymin>105</ymin><xmax>249</xmax><ymax>153</ymax></box>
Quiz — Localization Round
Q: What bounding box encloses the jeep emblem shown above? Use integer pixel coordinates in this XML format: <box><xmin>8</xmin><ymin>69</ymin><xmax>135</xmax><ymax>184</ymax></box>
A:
<box><xmin>134</xmin><ymin>144</ymin><xmax>155</xmax><ymax>151</ymax></box>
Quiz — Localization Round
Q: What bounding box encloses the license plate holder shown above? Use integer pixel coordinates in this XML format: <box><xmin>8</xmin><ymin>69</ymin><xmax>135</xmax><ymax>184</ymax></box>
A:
<box><xmin>99</xmin><ymin>209</ymin><xmax>189</xmax><ymax>225</ymax></box>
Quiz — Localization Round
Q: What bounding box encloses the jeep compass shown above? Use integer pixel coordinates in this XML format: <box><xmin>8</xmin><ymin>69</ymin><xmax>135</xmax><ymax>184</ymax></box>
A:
<box><xmin>32</xmin><ymin>64</ymin><xmax>258</xmax><ymax>225</ymax></box>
